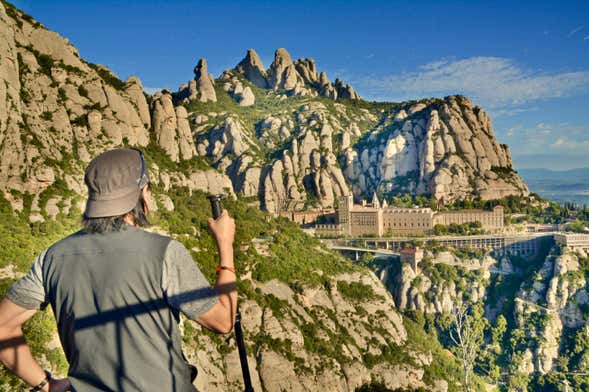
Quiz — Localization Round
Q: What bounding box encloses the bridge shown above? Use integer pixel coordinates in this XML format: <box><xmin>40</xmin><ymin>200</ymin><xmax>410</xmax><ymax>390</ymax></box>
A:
<box><xmin>325</xmin><ymin>245</ymin><xmax>400</xmax><ymax>261</ymax></box>
<box><xmin>322</xmin><ymin>232</ymin><xmax>555</xmax><ymax>258</ymax></box>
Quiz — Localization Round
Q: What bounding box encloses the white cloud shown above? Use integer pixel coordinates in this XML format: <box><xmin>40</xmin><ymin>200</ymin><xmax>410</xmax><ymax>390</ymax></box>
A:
<box><xmin>490</xmin><ymin>107</ymin><xmax>538</xmax><ymax>118</ymax></box>
<box><xmin>356</xmin><ymin>57</ymin><xmax>589</xmax><ymax>109</ymax></box>
<box><xmin>568</xmin><ymin>25</ymin><xmax>584</xmax><ymax>37</ymax></box>
<box><xmin>502</xmin><ymin>122</ymin><xmax>589</xmax><ymax>155</ymax></box>
<box><xmin>584</xmin><ymin>36</ymin><xmax>589</xmax><ymax>41</ymax></box>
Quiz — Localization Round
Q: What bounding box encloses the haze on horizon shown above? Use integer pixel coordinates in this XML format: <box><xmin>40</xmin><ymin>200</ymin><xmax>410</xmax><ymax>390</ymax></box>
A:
<box><xmin>13</xmin><ymin>0</ymin><xmax>589</xmax><ymax>170</ymax></box>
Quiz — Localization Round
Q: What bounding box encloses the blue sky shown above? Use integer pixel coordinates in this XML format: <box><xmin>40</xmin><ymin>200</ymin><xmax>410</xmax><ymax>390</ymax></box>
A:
<box><xmin>13</xmin><ymin>0</ymin><xmax>589</xmax><ymax>170</ymax></box>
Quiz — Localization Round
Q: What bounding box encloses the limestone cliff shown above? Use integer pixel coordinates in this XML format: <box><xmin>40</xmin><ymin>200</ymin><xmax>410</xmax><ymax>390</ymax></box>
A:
<box><xmin>345</xmin><ymin>96</ymin><xmax>528</xmax><ymax>203</ymax></box>
<box><xmin>186</xmin><ymin>273</ymin><xmax>451</xmax><ymax>392</ymax></box>
<box><xmin>377</xmin><ymin>250</ymin><xmax>492</xmax><ymax>314</ymax></box>
<box><xmin>374</xmin><ymin>243</ymin><xmax>589</xmax><ymax>387</ymax></box>
<box><xmin>513</xmin><ymin>246</ymin><xmax>589</xmax><ymax>376</ymax></box>
<box><xmin>0</xmin><ymin>1</ymin><xmax>231</xmax><ymax>218</ymax></box>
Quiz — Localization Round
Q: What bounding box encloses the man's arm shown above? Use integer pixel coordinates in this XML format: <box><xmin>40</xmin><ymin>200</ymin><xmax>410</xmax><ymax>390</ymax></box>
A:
<box><xmin>161</xmin><ymin>210</ymin><xmax>237</xmax><ymax>334</ymax></box>
<box><xmin>0</xmin><ymin>299</ymin><xmax>70</xmax><ymax>391</ymax></box>
<box><xmin>0</xmin><ymin>299</ymin><xmax>45</xmax><ymax>386</ymax></box>
<box><xmin>197</xmin><ymin>210</ymin><xmax>237</xmax><ymax>334</ymax></box>
<box><xmin>196</xmin><ymin>238</ymin><xmax>237</xmax><ymax>334</ymax></box>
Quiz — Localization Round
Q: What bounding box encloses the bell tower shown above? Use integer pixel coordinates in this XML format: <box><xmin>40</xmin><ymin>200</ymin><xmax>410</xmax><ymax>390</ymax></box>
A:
<box><xmin>338</xmin><ymin>194</ymin><xmax>353</xmax><ymax>235</ymax></box>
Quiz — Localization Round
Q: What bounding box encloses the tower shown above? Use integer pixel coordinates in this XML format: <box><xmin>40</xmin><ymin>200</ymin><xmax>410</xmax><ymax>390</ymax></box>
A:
<box><xmin>372</xmin><ymin>192</ymin><xmax>380</xmax><ymax>209</ymax></box>
<box><xmin>338</xmin><ymin>194</ymin><xmax>353</xmax><ymax>235</ymax></box>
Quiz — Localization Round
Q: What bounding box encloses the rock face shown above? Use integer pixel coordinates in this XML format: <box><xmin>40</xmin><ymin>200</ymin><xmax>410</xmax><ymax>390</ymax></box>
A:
<box><xmin>174</xmin><ymin>58</ymin><xmax>217</xmax><ymax>104</ymax></box>
<box><xmin>344</xmin><ymin>96</ymin><xmax>529</xmax><ymax>203</ymax></box>
<box><xmin>192</xmin><ymin>58</ymin><xmax>217</xmax><ymax>102</ymax></box>
<box><xmin>0</xmin><ymin>2</ymin><xmax>156</xmax><ymax>199</ymax></box>
<box><xmin>0</xmin><ymin>2</ymin><xmax>228</xmax><ymax>214</ymax></box>
<box><xmin>514</xmin><ymin>246</ymin><xmax>589</xmax><ymax>375</ymax></box>
<box><xmin>378</xmin><ymin>250</ymin><xmax>492</xmax><ymax>314</ymax></box>
<box><xmin>151</xmin><ymin>91</ymin><xmax>197</xmax><ymax>162</ymax></box>
<box><xmin>234</xmin><ymin>48</ymin><xmax>268</xmax><ymax>88</ymax></box>
<box><xmin>183</xmin><ymin>272</ymin><xmax>450</xmax><ymax>392</ymax></box>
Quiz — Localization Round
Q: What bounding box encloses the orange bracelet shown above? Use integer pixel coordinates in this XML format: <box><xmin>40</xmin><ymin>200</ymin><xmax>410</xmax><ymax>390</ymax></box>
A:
<box><xmin>216</xmin><ymin>265</ymin><xmax>237</xmax><ymax>274</ymax></box>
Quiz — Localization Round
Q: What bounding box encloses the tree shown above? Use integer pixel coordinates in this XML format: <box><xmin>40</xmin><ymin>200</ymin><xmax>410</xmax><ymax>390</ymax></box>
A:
<box><xmin>449</xmin><ymin>303</ymin><xmax>485</xmax><ymax>392</ymax></box>
<box><xmin>491</xmin><ymin>314</ymin><xmax>507</xmax><ymax>348</ymax></box>
<box><xmin>434</xmin><ymin>224</ymin><xmax>448</xmax><ymax>236</ymax></box>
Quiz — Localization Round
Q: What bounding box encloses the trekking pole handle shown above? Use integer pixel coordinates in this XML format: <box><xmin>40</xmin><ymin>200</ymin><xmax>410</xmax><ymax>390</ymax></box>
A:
<box><xmin>208</xmin><ymin>194</ymin><xmax>224</xmax><ymax>220</ymax></box>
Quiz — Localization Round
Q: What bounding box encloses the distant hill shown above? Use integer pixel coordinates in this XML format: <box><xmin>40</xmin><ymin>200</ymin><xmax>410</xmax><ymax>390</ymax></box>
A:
<box><xmin>519</xmin><ymin>168</ymin><xmax>589</xmax><ymax>182</ymax></box>
<box><xmin>519</xmin><ymin>168</ymin><xmax>589</xmax><ymax>205</ymax></box>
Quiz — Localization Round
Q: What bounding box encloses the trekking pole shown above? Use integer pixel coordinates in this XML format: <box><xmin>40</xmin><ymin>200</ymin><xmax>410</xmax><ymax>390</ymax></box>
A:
<box><xmin>208</xmin><ymin>194</ymin><xmax>255</xmax><ymax>392</ymax></box>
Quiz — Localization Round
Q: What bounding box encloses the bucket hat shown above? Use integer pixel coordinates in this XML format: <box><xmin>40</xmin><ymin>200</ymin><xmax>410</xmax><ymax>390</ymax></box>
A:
<box><xmin>83</xmin><ymin>148</ymin><xmax>149</xmax><ymax>218</ymax></box>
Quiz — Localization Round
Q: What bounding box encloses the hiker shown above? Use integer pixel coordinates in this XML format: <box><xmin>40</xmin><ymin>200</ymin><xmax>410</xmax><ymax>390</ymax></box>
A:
<box><xmin>0</xmin><ymin>148</ymin><xmax>237</xmax><ymax>391</ymax></box>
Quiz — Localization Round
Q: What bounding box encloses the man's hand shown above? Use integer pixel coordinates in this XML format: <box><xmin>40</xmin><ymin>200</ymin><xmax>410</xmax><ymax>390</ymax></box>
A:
<box><xmin>208</xmin><ymin>210</ymin><xmax>235</xmax><ymax>259</ymax></box>
<box><xmin>198</xmin><ymin>209</ymin><xmax>237</xmax><ymax>334</ymax></box>
<box><xmin>47</xmin><ymin>378</ymin><xmax>71</xmax><ymax>391</ymax></box>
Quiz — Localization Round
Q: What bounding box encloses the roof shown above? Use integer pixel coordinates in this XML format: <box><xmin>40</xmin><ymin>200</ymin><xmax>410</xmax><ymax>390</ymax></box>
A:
<box><xmin>400</xmin><ymin>248</ymin><xmax>420</xmax><ymax>254</ymax></box>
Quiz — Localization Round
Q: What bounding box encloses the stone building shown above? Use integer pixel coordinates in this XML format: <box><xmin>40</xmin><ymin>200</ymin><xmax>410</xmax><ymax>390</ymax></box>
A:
<box><xmin>319</xmin><ymin>193</ymin><xmax>505</xmax><ymax>237</ymax></box>
<box><xmin>399</xmin><ymin>248</ymin><xmax>424</xmax><ymax>273</ymax></box>
<box><xmin>554</xmin><ymin>233</ymin><xmax>589</xmax><ymax>253</ymax></box>
<box><xmin>434</xmin><ymin>206</ymin><xmax>504</xmax><ymax>231</ymax></box>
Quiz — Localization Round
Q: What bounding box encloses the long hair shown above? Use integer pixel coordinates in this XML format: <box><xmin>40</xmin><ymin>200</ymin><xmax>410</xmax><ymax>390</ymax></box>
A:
<box><xmin>82</xmin><ymin>192</ymin><xmax>150</xmax><ymax>234</ymax></box>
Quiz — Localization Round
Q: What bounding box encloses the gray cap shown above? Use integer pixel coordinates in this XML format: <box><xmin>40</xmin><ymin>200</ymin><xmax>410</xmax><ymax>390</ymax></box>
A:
<box><xmin>84</xmin><ymin>148</ymin><xmax>149</xmax><ymax>218</ymax></box>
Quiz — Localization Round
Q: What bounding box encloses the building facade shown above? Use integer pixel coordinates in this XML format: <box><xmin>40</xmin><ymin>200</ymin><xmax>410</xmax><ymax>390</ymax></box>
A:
<box><xmin>434</xmin><ymin>207</ymin><xmax>504</xmax><ymax>231</ymax></box>
<box><xmin>554</xmin><ymin>233</ymin><xmax>589</xmax><ymax>253</ymax></box>
<box><xmin>317</xmin><ymin>193</ymin><xmax>505</xmax><ymax>237</ymax></box>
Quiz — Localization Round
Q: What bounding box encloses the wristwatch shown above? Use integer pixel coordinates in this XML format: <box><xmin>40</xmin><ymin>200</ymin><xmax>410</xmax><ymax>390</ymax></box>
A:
<box><xmin>30</xmin><ymin>370</ymin><xmax>52</xmax><ymax>392</ymax></box>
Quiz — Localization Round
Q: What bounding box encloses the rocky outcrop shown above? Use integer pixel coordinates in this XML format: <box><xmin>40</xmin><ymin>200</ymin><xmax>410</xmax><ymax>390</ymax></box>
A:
<box><xmin>195</xmin><ymin>93</ymin><xmax>526</xmax><ymax>212</ymax></box>
<box><xmin>196</xmin><ymin>101</ymin><xmax>370</xmax><ymax>212</ymax></box>
<box><xmin>334</xmin><ymin>78</ymin><xmax>360</xmax><ymax>100</ymax></box>
<box><xmin>378</xmin><ymin>250</ymin><xmax>492</xmax><ymax>314</ymax></box>
<box><xmin>183</xmin><ymin>272</ymin><xmax>450</xmax><ymax>392</ymax></box>
<box><xmin>0</xmin><ymin>2</ymin><xmax>228</xmax><ymax>215</ymax></box>
<box><xmin>150</xmin><ymin>91</ymin><xmax>196</xmax><ymax>162</ymax></box>
<box><xmin>344</xmin><ymin>96</ymin><xmax>529</xmax><ymax>203</ymax></box>
<box><xmin>267</xmin><ymin>48</ymin><xmax>300</xmax><ymax>91</ymax></box>
<box><xmin>175</xmin><ymin>58</ymin><xmax>217</xmax><ymax>104</ymax></box>
<box><xmin>219</xmin><ymin>72</ymin><xmax>256</xmax><ymax>107</ymax></box>
<box><xmin>514</xmin><ymin>246</ymin><xmax>589</xmax><ymax>375</ymax></box>
<box><xmin>234</xmin><ymin>48</ymin><xmax>268</xmax><ymax>88</ymax></box>
<box><xmin>234</xmin><ymin>47</ymin><xmax>360</xmax><ymax>101</ymax></box>
<box><xmin>0</xmin><ymin>2</ymin><xmax>157</xmax><ymax>201</ymax></box>
<box><xmin>192</xmin><ymin>58</ymin><xmax>217</xmax><ymax>102</ymax></box>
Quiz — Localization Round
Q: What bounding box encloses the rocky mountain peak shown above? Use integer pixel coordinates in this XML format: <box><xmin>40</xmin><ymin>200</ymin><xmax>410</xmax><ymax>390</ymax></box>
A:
<box><xmin>193</xmin><ymin>57</ymin><xmax>208</xmax><ymax>76</ymax></box>
<box><xmin>294</xmin><ymin>58</ymin><xmax>318</xmax><ymax>84</ymax></box>
<box><xmin>267</xmin><ymin>47</ymin><xmax>298</xmax><ymax>90</ymax></box>
<box><xmin>174</xmin><ymin>57</ymin><xmax>216</xmax><ymax>103</ymax></box>
<box><xmin>234</xmin><ymin>48</ymin><xmax>267</xmax><ymax>88</ymax></box>
<box><xmin>232</xmin><ymin>47</ymin><xmax>360</xmax><ymax>101</ymax></box>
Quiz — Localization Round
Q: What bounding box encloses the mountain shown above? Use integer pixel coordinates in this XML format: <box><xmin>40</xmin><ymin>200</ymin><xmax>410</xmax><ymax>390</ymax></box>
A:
<box><xmin>519</xmin><ymin>168</ymin><xmax>589</xmax><ymax>182</ymax></box>
<box><xmin>519</xmin><ymin>168</ymin><xmax>589</xmax><ymax>206</ymax></box>
<box><xmin>0</xmin><ymin>0</ymin><xmax>528</xmax><ymax>217</ymax></box>
<box><xmin>0</xmin><ymin>2</ymin><xmax>464</xmax><ymax>390</ymax></box>
<box><xmin>173</xmin><ymin>52</ymin><xmax>528</xmax><ymax>212</ymax></box>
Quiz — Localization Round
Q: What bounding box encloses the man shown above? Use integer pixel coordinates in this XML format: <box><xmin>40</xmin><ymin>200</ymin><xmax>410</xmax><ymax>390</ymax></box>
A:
<box><xmin>0</xmin><ymin>148</ymin><xmax>237</xmax><ymax>391</ymax></box>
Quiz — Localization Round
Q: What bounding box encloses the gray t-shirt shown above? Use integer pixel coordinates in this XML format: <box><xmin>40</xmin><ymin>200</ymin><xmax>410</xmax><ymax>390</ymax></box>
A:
<box><xmin>7</xmin><ymin>239</ymin><xmax>217</xmax><ymax>320</ymax></box>
<box><xmin>8</xmin><ymin>230</ymin><xmax>218</xmax><ymax>392</ymax></box>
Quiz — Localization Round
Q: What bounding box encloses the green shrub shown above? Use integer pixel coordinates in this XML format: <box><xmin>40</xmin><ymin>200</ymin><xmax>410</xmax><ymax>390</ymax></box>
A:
<box><xmin>336</xmin><ymin>280</ymin><xmax>377</xmax><ymax>302</ymax></box>
<box><xmin>77</xmin><ymin>85</ymin><xmax>89</xmax><ymax>98</ymax></box>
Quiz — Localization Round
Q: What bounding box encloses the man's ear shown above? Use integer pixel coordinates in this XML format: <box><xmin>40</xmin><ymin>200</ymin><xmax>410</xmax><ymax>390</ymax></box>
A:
<box><xmin>141</xmin><ymin>186</ymin><xmax>154</xmax><ymax>214</ymax></box>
